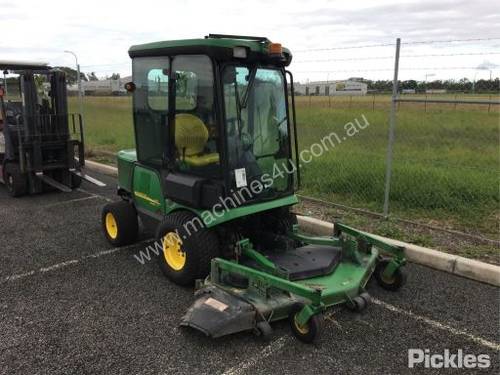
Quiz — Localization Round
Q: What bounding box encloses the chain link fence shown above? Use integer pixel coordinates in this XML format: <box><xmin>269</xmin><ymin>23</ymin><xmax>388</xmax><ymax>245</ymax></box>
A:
<box><xmin>293</xmin><ymin>38</ymin><xmax>499</xmax><ymax>242</ymax></box>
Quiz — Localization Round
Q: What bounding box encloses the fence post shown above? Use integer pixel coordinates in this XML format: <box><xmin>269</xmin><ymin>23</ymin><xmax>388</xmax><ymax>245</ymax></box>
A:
<box><xmin>383</xmin><ymin>38</ymin><xmax>401</xmax><ymax>218</ymax></box>
<box><xmin>372</xmin><ymin>95</ymin><xmax>375</xmax><ymax>111</ymax></box>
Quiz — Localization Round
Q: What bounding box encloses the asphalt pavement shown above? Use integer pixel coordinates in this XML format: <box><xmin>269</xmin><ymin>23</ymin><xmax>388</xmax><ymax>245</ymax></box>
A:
<box><xmin>0</xmin><ymin>171</ymin><xmax>498</xmax><ymax>374</ymax></box>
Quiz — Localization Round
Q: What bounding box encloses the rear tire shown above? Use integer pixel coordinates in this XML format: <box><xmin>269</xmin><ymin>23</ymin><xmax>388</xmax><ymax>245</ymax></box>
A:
<box><xmin>101</xmin><ymin>201</ymin><xmax>139</xmax><ymax>246</ymax></box>
<box><xmin>4</xmin><ymin>163</ymin><xmax>27</xmax><ymax>197</ymax></box>
<box><xmin>156</xmin><ymin>211</ymin><xmax>219</xmax><ymax>286</ymax></box>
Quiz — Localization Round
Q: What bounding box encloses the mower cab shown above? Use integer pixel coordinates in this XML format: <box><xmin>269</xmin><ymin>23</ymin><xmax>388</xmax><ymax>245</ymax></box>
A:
<box><xmin>102</xmin><ymin>35</ymin><xmax>407</xmax><ymax>343</ymax></box>
<box><xmin>0</xmin><ymin>60</ymin><xmax>104</xmax><ymax>196</ymax></box>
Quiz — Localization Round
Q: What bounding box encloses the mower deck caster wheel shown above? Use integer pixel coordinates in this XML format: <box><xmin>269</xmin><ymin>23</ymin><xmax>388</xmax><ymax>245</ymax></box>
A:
<box><xmin>256</xmin><ymin>321</ymin><xmax>273</xmax><ymax>341</ymax></box>
<box><xmin>347</xmin><ymin>296</ymin><xmax>367</xmax><ymax>312</ymax></box>
<box><xmin>374</xmin><ymin>260</ymin><xmax>407</xmax><ymax>291</ymax></box>
<box><xmin>359</xmin><ymin>292</ymin><xmax>371</xmax><ymax>305</ymax></box>
<box><xmin>288</xmin><ymin>303</ymin><xmax>323</xmax><ymax>344</ymax></box>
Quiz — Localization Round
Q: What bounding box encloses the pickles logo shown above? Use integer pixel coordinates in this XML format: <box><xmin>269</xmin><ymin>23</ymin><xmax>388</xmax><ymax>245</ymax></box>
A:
<box><xmin>408</xmin><ymin>349</ymin><xmax>490</xmax><ymax>369</ymax></box>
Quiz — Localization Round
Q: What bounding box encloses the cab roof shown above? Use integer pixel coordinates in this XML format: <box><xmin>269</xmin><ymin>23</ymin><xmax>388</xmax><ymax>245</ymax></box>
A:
<box><xmin>0</xmin><ymin>60</ymin><xmax>51</xmax><ymax>71</ymax></box>
<box><xmin>128</xmin><ymin>34</ymin><xmax>292</xmax><ymax>66</ymax></box>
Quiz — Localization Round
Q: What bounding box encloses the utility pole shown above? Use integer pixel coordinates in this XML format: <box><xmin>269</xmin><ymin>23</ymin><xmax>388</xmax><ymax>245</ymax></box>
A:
<box><xmin>382</xmin><ymin>38</ymin><xmax>401</xmax><ymax>218</ymax></box>
<box><xmin>64</xmin><ymin>50</ymin><xmax>84</xmax><ymax>120</ymax></box>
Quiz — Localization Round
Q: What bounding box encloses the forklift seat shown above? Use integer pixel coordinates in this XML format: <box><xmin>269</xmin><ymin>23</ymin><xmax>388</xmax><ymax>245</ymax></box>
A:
<box><xmin>175</xmin><ymin>113</ymin><xmax>219</xmax><ymax>167</ymax></box>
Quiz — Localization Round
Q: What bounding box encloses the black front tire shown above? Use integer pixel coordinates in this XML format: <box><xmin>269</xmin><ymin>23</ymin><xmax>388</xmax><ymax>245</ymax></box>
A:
<box><xmin>374</xmin><ymin>259</ymin><xmax>406</xmax><ymax>291</ymax></box>
<box><xmin>288</xmin><ymin>303</ymin><xmax>323</xmax><ymax>344</ymax></box>
<box><xmin>101</xmin><ymin>201</ymin><xmax>139</xmax><ymax>246</ymax></box>
<box><xmin>4</xmin><ymin>163</ymin><xmax>28</xmax><ymax>197</ymax></box>
<box><xmin>71</xmin><ymin>173</ymin><xmax>82</xmax><ymax>189</ymax></box>
<box><xmin>156</xmin><ymin>211</ymin><xmax>219</xmax><ymax>286</ymax></box>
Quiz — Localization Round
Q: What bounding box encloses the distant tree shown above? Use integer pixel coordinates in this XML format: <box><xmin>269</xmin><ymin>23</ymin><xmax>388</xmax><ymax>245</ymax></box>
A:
<box><xmin>401</xmin><ymin>80</ymin><xmax>417</xmax><ymax>90</ymax></box>
<box><xmin>88</xmin><ymin>72</ymin><xmax>99</xmax><ymax>81</ymax></box>
<box><xmin>109</xmin><ymin>73</ymin><xmax>120</xmax><ymax>80</ymax></box>
<box><xmin>54</xmin><ymin>66</ymin><xmax>79</xmax><ymax>84</ymax></box>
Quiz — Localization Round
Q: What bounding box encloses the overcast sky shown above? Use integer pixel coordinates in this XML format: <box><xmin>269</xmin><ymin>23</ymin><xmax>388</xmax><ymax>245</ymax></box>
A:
<box><xmin>1</xmin><ymin>0</ymin><xmax>499</xmax><ymax>82</ymax></box>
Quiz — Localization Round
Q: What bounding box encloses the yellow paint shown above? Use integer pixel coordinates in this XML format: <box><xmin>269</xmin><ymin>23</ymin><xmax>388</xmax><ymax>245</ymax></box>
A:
<box><xmin>134</xmin><ymin>191</ymin><xmax>161</xmax><ymax>206</ymax></box>
<box><xmin>163</xmin><ymin>232</ymin><xmax>186</xmax><ymax>271</ymax></box>
<box><xmin>294</xmin><ymin>315</ymin><xmax>310</xmax><ymax>335</ymax></box>
<box><xmin>105</xmin><ymin>212</ymin><xmax>118</xmax><ymax>239</ymax></box>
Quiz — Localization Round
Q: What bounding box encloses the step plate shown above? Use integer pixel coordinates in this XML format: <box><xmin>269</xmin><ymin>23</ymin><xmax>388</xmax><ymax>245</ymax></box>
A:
<box><xmin>263</xmin><ymin>245</ymin><xmax>342</xmax><ymax>281</ymax></box>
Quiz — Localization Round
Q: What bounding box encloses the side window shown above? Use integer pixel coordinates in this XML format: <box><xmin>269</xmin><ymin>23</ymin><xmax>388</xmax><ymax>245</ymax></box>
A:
<box><xmin>147</xmin><ymin>68</ymin><xmax>169</xmax><ymax>111</ymax></box>
<box><xmin>132</xmin><ymin>57</ymin><xmax>170</xmax><ymax>165</ymax></box>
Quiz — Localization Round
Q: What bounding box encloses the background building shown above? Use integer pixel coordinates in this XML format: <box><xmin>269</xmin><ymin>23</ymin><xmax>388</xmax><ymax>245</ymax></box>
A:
<box><xmin>295</xmin><ymin>79</ymin><xmax>368</xmax><ymax>96</ymax></box>
<box><xmin>67</xmin><ymin>76</ymin><xmax>131</xmax><ymax>95</ymax></box>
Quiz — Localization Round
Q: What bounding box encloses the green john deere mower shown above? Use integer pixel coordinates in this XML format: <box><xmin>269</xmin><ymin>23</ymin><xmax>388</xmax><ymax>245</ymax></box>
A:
<box><xmin>102</xmin><ymin>34</ymin><xmax>407</xmax><ymax>343</ymax></box>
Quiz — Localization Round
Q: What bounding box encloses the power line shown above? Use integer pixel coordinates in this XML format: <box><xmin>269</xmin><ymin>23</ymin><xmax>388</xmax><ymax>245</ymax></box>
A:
<box><xmin>80</xmin><ymin>62</ymin><xmax>129</xmax><ymax>68</ymax></box>
<box><xmin>402</xmin><ymin>37</ymin><xmax>500</xmax><ymax>45</ymax></box>
<box><xmin>295</xmin><ymin>66</ymin><xmax>493</xmax><ymax>73</ymax></box>
<box><xmin>295</xmin><ymin>42</ymin><xmax>394</xmax><ymax>52</ymax></box>
<box><xmin>295</xmin><ymin>37</ymin><xmax>500</xmax><ymax>53</ymax></box>
<box><xmin>294</xmin><ymin>52</ymin><xmax>500</xmax><ymax>63</ymax></box>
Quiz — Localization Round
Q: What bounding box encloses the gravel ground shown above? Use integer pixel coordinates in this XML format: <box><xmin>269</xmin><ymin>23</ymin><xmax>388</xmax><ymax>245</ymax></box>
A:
<box><xmin>0</xmin><ymin>172</ymin><xmax>498</xmax><ymax>374</ymax></box>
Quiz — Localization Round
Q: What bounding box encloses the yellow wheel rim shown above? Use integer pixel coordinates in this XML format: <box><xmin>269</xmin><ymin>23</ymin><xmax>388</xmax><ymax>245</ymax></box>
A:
<box><xmin>163</xmin><ymin>232</ymin><xmax>186</xmax><ymax>271</ymax></box>
<box><xmin>105</xmin><ymin>212</ymin><xmax>118</xmax><ymax>239</ymax></box>
<box><xmin>294</xmin><ymin>315</ymin><xmax>310</xmax><ymax>335</ymax></box>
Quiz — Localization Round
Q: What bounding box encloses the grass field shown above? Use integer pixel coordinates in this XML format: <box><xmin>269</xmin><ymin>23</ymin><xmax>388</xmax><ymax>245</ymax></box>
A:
<box><xmin>69</xmin><ymin>95</ymin><xmax>499</xmax><ymax>240</ymax></box>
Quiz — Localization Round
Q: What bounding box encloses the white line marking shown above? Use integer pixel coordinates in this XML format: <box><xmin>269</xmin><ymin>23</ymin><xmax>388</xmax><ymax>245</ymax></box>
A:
<box><xmin>39</xmin><ymin>260</ymin><xmax>79</xmax><ymax>272</ymax></box>
<box><xmin>40</xmin><ymin>195</ymin><xmax>101</xmax><ymax>209</ymax></box>
<box><xmin>372</xmin><ymin>298</ymin><xmax>500</xmax><ymax>351</ymax></box>
<box><xmin>222</xmin><ymin>336</ymin><xmax>290</xmax><ymax>375</ymax></box>
<box><xmin>1</xmin><ymin>242</ymin><xmax>148</xmax><ymax>284</ymax></box>
<box><xmin>3</xmin><ymin>271</ymin><xmax>36</xmax><ymax>282</ymax></box>
<box><xmin>77</xmin><ymin>188</ymin><xmax>113</xmax><ymax>202</ymax></box>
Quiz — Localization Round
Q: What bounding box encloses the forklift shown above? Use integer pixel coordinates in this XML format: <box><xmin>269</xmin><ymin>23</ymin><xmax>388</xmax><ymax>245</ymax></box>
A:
<box><xmin>101</xmin><ymin>35</ymin><xmax>407</xmax><ymax>343</ymax></box>
<box><xmin>0</xmin><ymin>61</ymin><xmax>104</xmax><ymax>197</ymax></box>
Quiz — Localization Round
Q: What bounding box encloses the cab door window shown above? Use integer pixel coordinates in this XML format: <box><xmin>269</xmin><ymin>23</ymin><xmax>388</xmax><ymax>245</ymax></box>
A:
<box><xmin>171</xmin><ymin>55</ymin><xmax>219</xmax><ymax>176</ymax></box>
<box><xmin>132</xmin><ymin>56</ymin><xmax>169</xmax><ymax>165</ymax></box>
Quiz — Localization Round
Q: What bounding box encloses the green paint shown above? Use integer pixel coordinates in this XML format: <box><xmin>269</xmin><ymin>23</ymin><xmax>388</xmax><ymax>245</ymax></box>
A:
<box><xmin>117</xmin><ymin>149</ymin><xmax>137</xmax><ymax>191</ymax></box>
<box><xmin>162</xmin><ymin>194</ymin><xmax>299</xmax><ymax>228</ymax></box>
<box><xmin>131</xmin><ymin>165</ymin><xmax>165</xmax><ymax>214</ymax></box>
<box><xmin>129</xmin><ymin>38</ymin><xmax>291</xmax><ymax>57</ymax></box>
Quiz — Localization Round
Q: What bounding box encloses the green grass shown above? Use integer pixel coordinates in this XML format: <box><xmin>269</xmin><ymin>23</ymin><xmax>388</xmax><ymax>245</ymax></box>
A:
<box><xmin>69</xmin><ymin>96</ymin><xmax>134</xmax><ymax>153</ymax></box>
<box><xmin>69</xmin><ymin>95</ymin><xmax>499</xmax><ymax>238</ymax></box>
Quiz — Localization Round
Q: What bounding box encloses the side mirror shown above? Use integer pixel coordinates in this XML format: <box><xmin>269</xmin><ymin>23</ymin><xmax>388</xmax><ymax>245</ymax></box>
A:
<box><xmin>124</xmin><ymin>82</ymin><xmax>136</xmax><ymax>93</ymax></box>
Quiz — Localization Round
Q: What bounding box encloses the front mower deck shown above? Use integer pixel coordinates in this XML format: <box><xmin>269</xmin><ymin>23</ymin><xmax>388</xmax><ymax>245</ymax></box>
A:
<box><xmin>182</xmin><ymin>223</ymin><xmax>406</xmax><ymax>343</ymax></box>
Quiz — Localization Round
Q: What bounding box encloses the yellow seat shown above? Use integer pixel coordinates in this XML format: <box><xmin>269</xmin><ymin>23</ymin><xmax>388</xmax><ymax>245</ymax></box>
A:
<box><xmin>175</xmin><ymin>113</ymin><xmax>219</xmax><ymax>167</ymax></box>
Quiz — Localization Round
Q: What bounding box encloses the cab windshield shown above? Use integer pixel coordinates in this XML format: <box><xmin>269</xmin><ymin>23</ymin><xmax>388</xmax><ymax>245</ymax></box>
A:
<box><xmin>222</xmin><ymin>66</ymin><xmax>292</xmax><ymax>198</ymax></box>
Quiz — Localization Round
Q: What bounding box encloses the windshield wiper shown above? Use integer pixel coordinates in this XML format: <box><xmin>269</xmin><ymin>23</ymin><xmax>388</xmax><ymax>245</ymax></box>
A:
<box><xmin>240</xmin><ymin>67</ymin><xmax>257</xmax><ymax>109</ymax></box>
